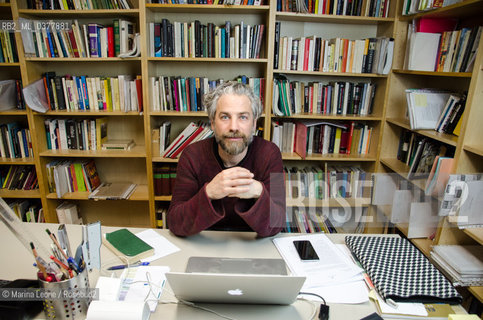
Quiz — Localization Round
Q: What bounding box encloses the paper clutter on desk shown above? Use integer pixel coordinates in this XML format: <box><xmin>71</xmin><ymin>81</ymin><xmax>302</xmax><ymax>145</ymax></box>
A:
<box><xmin>86</xmin><ymin>301</ymin><xmax>150</xmax><ymax>320</ymax></box>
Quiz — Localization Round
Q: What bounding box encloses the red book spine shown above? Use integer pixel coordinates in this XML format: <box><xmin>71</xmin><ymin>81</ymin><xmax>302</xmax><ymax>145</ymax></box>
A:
<box><xmin>107</xmin><ymin>27</ymin><xmax>115</xmax><ymax>57</ymax></box>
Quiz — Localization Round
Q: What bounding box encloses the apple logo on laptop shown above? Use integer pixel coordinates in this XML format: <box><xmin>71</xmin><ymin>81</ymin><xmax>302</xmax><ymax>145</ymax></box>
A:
<box><xmin>227</xmin><ymin>289</ymin><xmax>243</xmax><ymax>296</ymax></box>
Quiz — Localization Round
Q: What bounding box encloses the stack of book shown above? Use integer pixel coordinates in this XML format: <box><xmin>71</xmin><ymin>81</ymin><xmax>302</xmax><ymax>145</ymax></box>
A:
<box><xmin>43</xmin><ymin>117</ymin><xmax>108</xmax><ymax>151</ymax></box>
<box><xmin>101</xmin><ymin>139</ymin><xmax>135</xmax><ymax>151</ymax></box>
<box><xmin>88</xmin><ymin>182</ymin><xmax>136</xmax><ymax>200</ymax></box>
<box><xmin>274</xmin><ymin>24</ymin><xmax>394</xmax><ymax>74</ymax></box>
<box><xmin>153</xmin><ymin>164</ymin><xmax>177</xmax><ymax>196</ymax></box>
<box><xmin>272</xmin><ymin>120</ymin><xmax>372</xmax><ymax>156</ymax></box>
<box><xmin>39</xmin><ymin>72</ymin><xmax>143</xmax><ymax>112</ymax></box>
<box><xmin>277</xmin><ymin>0</ymin><xmax>391</xmax><ymax>17</ymax></box>
<box><xmin>402</xmin><ymin>0</ymin><xmax>463</xmax><ymax>15</ymax></box>
<box><xmin>0</xmin><ymin>30</ymin><xmax>18</xmax><ymax>63</ymax></box>
<box><xmin>431</xmin><ymin>245</ymin><xmax>483</xmax><ymax>287</ymax></box>
<box><xmin>149</xmin><ymin>19</ymin><xmax>265</xmax><ymax>59</ymax></box>
<box><xmin>19</xmin><ymin>19</ymin><xmax>136</xmax><ymax>58</ymax></box>
<box><xmin>272</xmin><ymin>78</ymin><xmax>376</xmax><ymax>116</ymax></box>
<box><xmin>46</xmin><ymin>159</ymin><xmax>101</xmax><ymax>198</ymax></box>
<box><xmin>9</xmin><ymin>200</ymin><xmax>43</xmax><ymax>223</ymax></box>
<box><xmin>162</xmin><ymin>122</ymin><xmax>213</xmax><ymax>159</ymax></box>
<box><xmin>0</xmin><ymin>166</ymin><xmax>38</xmax><ymax>191</ymax></box>
<box><xmin>405</xmin><ymin>19</ymin><xmax>482</xmax><ymax>73</ymax></box>
<box><xmin>150</xmin><ymin>76</ymin><xmax>265</xmax><ymax>112</ymax></box>
<box><xmin>0</xmin><ymin>123</ymin><xmax>33</xmax><ymax>159</ymax></box>
<box><xmin>25</xmin><ymin>0</ymin><xmax>132</xmax><ymax>9</ymax></box>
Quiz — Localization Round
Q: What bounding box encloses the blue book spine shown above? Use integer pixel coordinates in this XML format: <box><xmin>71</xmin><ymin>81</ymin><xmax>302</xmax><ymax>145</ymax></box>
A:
<box><xmin>46</xmin><ymin>28</ymin><xmax>56</xmax><ymax>57</ymax></box>
<box><xmin>74</xmin><ymin>77</ymin><xmax>85</xmax><ymax>110</ymax></box>
<box><xmin>80</xmin><ymin>76</ymin><xmax>90</xmax><ymax>110</ymax></box>
<box><xmin>21</xmin><ymin>129</ymin><xmax>29</xmax><ymax>158</ymax></box>
<box><xmin>57</xmin><ymin>31</ymin><xmax>68</xmax><ymax>57</ymax></box>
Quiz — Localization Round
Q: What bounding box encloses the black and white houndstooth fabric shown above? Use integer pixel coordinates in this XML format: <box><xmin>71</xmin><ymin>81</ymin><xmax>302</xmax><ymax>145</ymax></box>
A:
<box><xmin>345</xmin><ymin>236</ymin><xmax>462</xmax><ymax>304</ymax></box>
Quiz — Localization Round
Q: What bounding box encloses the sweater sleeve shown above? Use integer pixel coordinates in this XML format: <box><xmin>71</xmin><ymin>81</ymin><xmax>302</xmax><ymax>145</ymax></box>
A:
<box><xmin>235</xmin><ymin>145</ymin><xmax>286</xmax><ymax>237</ymax></box>
<box><xmin>166</xmin><ymin>151</ymin><xmax>225</xmax><ymax>236</ymax></box>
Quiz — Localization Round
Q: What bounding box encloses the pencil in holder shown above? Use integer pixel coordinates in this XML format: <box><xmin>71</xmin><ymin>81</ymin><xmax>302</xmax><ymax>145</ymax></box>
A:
<box><xmin>39</xmin><ymin>268</ymin><xmax>91</xmax><ymax>319</ymax></box>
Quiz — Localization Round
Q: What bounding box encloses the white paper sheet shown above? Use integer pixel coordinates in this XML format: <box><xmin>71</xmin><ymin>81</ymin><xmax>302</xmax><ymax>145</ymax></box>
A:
<box><xmin>135</xmin><ymin>229</ymin><xmax>180</xmax><ymax>262</ymax></box>
<box><xmin>273</xmin><ymin>234</ymin><xmax>366</xmax><ymax>303</ymax></box>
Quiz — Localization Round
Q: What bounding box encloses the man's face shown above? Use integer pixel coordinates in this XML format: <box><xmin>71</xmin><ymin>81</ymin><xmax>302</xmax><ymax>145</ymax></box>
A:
<box><xmin>211</xmin><ymin>94</ymin><xmax>256</xmax><ymax>156</ymax></box>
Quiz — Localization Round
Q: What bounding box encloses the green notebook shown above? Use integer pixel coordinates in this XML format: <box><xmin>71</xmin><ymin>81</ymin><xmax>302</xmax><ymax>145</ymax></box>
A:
<box><xmin>103</xmin><ymin>229</ymin><xmax>154</xmax><ymax>264</ymax></box>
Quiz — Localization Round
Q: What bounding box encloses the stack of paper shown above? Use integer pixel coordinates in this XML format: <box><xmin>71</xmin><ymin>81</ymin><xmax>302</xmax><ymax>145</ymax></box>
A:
<box><xmin>273</xmin><ymin>234</ymin><xmax>368</xmax><ymax>304</ymax></box>
<box><xmin>431</xmin><ymin>245</ymin><xmax>483</xmax><ymax>286</ymax></box>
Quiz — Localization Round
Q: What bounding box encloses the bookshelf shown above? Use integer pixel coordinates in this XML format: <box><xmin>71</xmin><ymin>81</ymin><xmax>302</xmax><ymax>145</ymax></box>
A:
<box><xmin>378</xmin><ymin>0</ymin><xmax>483</xmax><ymax>307</ymax></box>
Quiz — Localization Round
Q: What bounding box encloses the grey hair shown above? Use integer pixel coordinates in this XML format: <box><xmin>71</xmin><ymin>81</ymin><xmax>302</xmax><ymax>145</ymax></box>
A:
<box><xmin>204</xmin><ymin>81</ymin><xmax>262</xmax><ymax>122</ymax></box>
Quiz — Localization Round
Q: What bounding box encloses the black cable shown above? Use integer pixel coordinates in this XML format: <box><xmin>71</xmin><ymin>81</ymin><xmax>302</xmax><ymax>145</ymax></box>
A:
<box><xmin>298</xmin><ymin>292</ymin><xmax>326</xmax><ymax>305</ymax></box>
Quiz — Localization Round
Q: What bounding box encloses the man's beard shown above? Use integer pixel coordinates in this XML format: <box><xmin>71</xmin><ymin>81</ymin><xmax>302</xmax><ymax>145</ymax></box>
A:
<box><xmin>215</xmin><ymin>131</ymin><xmax>253</xmax><ymax>156</ymax></box>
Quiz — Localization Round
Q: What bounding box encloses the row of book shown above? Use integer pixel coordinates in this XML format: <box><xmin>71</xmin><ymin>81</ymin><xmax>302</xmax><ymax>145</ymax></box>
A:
<box><xmin>402</xmin><ymin>0</ymin><xmax>461</xmax><ymax>15</ymax></box>
<box><xmin>277</xmin><ymin>0</ymin><xmax>390</xmax><ymax>17</ymax></box>
<box><xmin>397</xmin><ymin>130</ymin><xmax>451</xmax><ymax>179</ymax></box>
<box><xmin>0</xmin><ymin>165</ymin><xmax>38</xmax><ymax>191</ymax></box>
<box><xmin>405</xmin><ymin>88</ymin><xmax>465</xmax><ymax>134</ymax></box>
<box><xmin>43</xmin><ymin>118</ymin><xmax>108</xmax><ymax>151</ymax></box>
<box><xmin>284</xmin><ymin>207</ymin><xmax>366</xmax><ymax>233</ymax></box>
<box><xmin>272</xmin><ymin>78</ymin><xmax>376</xmax><ymax>116</ymax></box>
<box><xmin>272</xmin><ymin>120</ymin><xmax>373</xmax><ymax>156</ymax></box>
<box><xmin>20</xmin><ymin>19</ymin><xmax>136</xmax><ymax>58</ymax></box>
<box><xmin>150</xmin><ymin>76</ymin><xmax>265</xmax><ymax>112</ymax></box>
<box><xmin>153</xmin><ymin>164</ymin><xmax>177</xmax><ymax>196</ymax></box>
<box><xmin>0</xmin><ymin>123</ymin><xmax>33</xmax><ymax>159</ymax></box>
<box><xmin>0</xmin><ymin>80</ymin><xmax>26</xmax><ymax>111</ymax></box>
<box><xmin>0</xmin><ymin>30</ymin><xmax>19</xmax><ymax>63</ymax></box>
<box><xmin>9</xmin><ymin>200</ymin><xmax>43</xmax><ymax>223</ymax></box>
<box><xmin>149</xmin><ymin>0</ymin><xmax>264</xmax><ymax>4</ymax></box>
<box><xmin>274</xmin><ymin>26</ymin><xmax>394</xmax><ymax>75</ymax></box>
<box><xmin>149</xmin><ymin>19</ymin><xmax>265</xmax><ymax>59</ymax></box>
<box><xmin>25</xmin><ymin>0</ymin><xmax>132</xmax><ymax>9</ymax></box>
<box><xmin>406</xmin><ymin>22</ymin><xmax>481</xmax><ymax>73</ymax></box>
<box><xmin>46</xmin><ymin>159</ymin><xmax>101</xmax><ymax>198</ymax></box>
<box><xmin>284</xmin><ymin>165</ymin><xmax>367</xmax><ymax>199</ymax></box>
<box><xmin>162</xmin><ymin>121</ymin><xmax>213</xmax><ymax>158</ymax></box>
<box><xmin>40</xmin><ymin>72</ymin><xmax>143</xmax><ymax>112</ymax></box>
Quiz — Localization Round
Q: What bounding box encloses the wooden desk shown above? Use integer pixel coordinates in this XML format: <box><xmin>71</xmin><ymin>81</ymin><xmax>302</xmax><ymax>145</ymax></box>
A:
<box><xmin>0</xmin><ymin>222</ymin><xmax>462</xmax><ymax>320</ymax></box>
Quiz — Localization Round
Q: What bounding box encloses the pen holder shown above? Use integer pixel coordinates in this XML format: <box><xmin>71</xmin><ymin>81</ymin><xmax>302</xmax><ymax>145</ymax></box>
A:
<box><xmin>39</xmin><ymin>268</ymin><xmax>91</xmax><ymax>319</ymax></box>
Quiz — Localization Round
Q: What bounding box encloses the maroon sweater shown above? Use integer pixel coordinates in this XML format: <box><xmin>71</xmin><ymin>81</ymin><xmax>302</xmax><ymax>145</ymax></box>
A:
<box><xmin>167</xmin><ymin>137</ymin><xmax>285</xmax><ymax>237</ymax></box>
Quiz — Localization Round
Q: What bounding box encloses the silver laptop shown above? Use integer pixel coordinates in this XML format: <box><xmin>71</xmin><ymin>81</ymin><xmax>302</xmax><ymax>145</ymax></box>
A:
<box><xmin>185</xmin><ymin>256</ymin><xmax>288</xmax><ymax>275</ymax></box>
<box><xmin>165</xmin><ymin>272</ymin><xmax>306</xmax><ymax>305</ymax></box>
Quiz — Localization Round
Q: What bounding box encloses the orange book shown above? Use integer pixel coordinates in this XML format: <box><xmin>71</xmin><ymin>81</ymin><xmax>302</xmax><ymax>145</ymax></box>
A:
<box><xmin>294</xmin><ymin>121</ymin><xmax>308</xmax><ymax>159</ymax></box>
<box><xmin>341</xmin><ymin>38</ymin><xmax>349</xmax><ymax>73</ymax></box>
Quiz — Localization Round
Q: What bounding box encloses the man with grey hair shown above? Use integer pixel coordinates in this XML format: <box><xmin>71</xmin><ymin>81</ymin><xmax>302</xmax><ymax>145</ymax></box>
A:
<box><xmin>167</xmin><ymin>81</ymin><xmax>285</xmax><ymax>237</ymax></box>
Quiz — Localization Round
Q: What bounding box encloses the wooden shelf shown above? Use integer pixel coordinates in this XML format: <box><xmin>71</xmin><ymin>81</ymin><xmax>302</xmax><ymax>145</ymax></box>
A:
<box><xmin>463</xmin><ymin>227</ymin><xmax>483</xmax><ymax>246</ymax></box>
<box><xmin>272</xmin><ymin>113</ymin><xmax>382</xmax><ymax>121</ymax></box>
<box><xmin>463</xmin><ymin>144</ymin><xmax>483</xmax><ymax>157</ymax></box>
<box><xmin>147</xmin><ymin>57</ymin><xmax>268</xmax><ymax>63</ymax></box>
<box><xmin>150</xmin><ymin>111</ymin><xmax>208</xmax><ymax>117</ymax></box>
<box><xmin>38</xmin><ymin>110</ymin><xmax>142</xmax><ymax>116</ymax></box>
<box><xmin>0</xmin><ymin>110</ymin><xmax>28</xmax><ymax>115</ymax></box>
<box><xmin>286</xmin><ymin>197</ymin><xmax>371</xmax><ymax>207</ymax></box>
<box><xmin>0</xmin><ymin>157</ymin><xmax>35</xmax><ymax>165</ymax></box>
<box><xmin>386</xmin><ymin>118</ymin><xmax>459</xmax><ymax>147</ymax></box>
<box><xmin>282</xmin><ymin>152</ymin><xmax>377</xmax><ymax>161</ymax></box>
<box><xmin>468</xmin><ymin>286</ymin><xmax>483</xmax><ymax>304</ymax></box>
<box><xmin>46</xmin><ymin>184</ymin><xmax>149</xmax><ymax>201</ymax></box>
<box><xmin>392</xmin><ymin>69</ymin><xmax>472</xmax><ymax>78</ymax></box>
<box><xmin>397</xmin><ymin>222</ymin><xmax>434</xmax><ymax>256</ymax></box>
<box><xmin>39</xmin><ymin>146</ymin><xmax>146</xmax><ymax>158</ymax></box>
<box><xmin>152</xmin><ymin>157</ymin><xmax>179</xmax><ymax>163</ymax></box>
<box><xmin>399</xmin><ymin>0</ymin><xmax>483</xmax><ymax>20</ymax></box>
<box><xmin>0</xmin><ymin>189</ymin><xmax>41</xmax><ymax>198</ymax></box>
<box><xmin>154</xmin><ymin>195</ymin><xmax>172</xmax><ymax>201</ymax></box>
<box><xmin>275</xmin><ymin>12</ymin><xmax>394</xmax><ymax>24</ymax></box>
<box><xmin>0</xmin><ymin>62</ymin><xmax>20</xmax><ymax>67</ymax></box>
<box><xmin>273</xmin><ymin>69</ymin><xmax>388</xmax><ymax>77</ymax></box>
<box><xmin>25</xmin><ymin>57</ymin><xmax>141</xmax><ymax>62</ymax></box>
<box><xmin>17</xmin><ymin>9</ymin><xmax>139</xmax><ymax>17</ymax></box>
<box><xmin>380</xmin><ymin>158</ymin><xmax>427</xmax><ymax>190</ymax></box>
<box><xmin>146</xmin><ymin>4</ymin><xmax>270</xmax><ymax>13</ymax></box>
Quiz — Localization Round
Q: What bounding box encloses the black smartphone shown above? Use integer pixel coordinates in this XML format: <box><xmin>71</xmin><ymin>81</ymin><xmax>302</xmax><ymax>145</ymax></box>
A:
<box><xmin>293</xmin><ymin>240</ymin><xmax>319</xmax><ymax>260</ymax></box>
